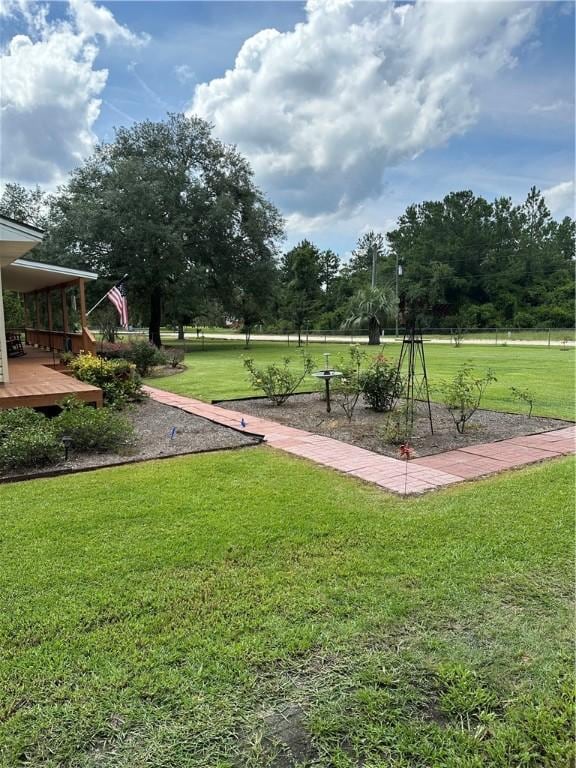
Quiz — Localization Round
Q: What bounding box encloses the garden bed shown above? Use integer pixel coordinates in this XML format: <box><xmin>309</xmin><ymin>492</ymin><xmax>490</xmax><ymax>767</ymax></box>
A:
<box><xmin>218</xmin><ymin>393</ymin><xmax>572</xmax><ymax>458</ymax></box>
<box><xmin>0</xmin><ymin>398</ymin><xmax>260</xmax><ymax>482</ymax></box>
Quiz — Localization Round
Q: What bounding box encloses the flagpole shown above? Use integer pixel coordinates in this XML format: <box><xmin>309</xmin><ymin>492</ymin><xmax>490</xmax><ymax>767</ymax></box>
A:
<box><xmin>86</xmin><ymin>274</ymin><xmax>129</xmax><ymax>317</ymax></box>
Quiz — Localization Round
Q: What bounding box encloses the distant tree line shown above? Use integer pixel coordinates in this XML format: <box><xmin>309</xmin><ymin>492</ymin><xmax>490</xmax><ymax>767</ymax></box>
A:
<box><xmin>1</xmin><ymin>114</ymin><xmax>573</xmax><ymax>344</ymax></box>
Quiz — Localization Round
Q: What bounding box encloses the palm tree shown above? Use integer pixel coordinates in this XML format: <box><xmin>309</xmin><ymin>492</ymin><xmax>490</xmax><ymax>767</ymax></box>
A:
<box><xmin>343</xmin><ymin>285</ymin><xmax>397</xmax><ymax>345</ymax></box>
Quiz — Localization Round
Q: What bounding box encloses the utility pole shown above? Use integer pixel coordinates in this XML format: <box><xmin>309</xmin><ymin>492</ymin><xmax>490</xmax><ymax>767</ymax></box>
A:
<box><xmin>371</xmin><ymin>244</ymin><xmax>377</xmax><ymax>288</ymax></box>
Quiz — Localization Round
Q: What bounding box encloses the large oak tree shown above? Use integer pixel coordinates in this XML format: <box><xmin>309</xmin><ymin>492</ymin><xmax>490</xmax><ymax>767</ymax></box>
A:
<box><xmin>50</xmin><ymin>114</ymin><xmax>283</xmax><ymax>345</ymax></box>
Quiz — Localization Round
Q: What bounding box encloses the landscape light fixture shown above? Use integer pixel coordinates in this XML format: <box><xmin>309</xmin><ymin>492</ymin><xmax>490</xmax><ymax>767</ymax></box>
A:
<box><xmin>61</xmin><ymin>435</ymin><xmax>73</xmax><ymax>461</ymax></box>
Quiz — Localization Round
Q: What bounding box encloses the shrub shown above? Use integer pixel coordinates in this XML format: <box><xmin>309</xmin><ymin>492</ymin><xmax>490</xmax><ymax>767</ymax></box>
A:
<box><xmin>510</xmin><ymin>386</ymin><xmax>535</xmax><ymax>418</ymax></box>
<box><xmin>0</xmin><ymin>407</ymin><xmax>47</xmax><ymax>438</ymax></box>
<box><xmin>59</xmin><ymin>351</ymin><xmax>74</xmax><ymax>366</ymax></box>
<box><xmin>164</xmin><ymin>347</ymin><xmax>184</xmax><ymax>368</ymax></box>
<box><xmin>0</xmin><ymin>408</ymin><xmax>60</xmax><ymax>470</ymax></box>
<box><xmin>244</xmin><ymin>353</ymin><xmax>315</xmax><ymax>405</ymax></box>
<box><xmin>98</xmin><ymin>341</ymin><xmax>132</xmax><ymax>360</ymax></box>
<box><xmin>54</xmin><ymin>398</ymin><xmax>135</xmax><ymax>453</ymax></box>
<box><xmin>69</xmin><ymin>353</ymin><xmax>142</xmax><ymax>408</ymax></box>
<box><xmin>361</xmin><ymin>355</ymin><xmax>402</xmax><ymax>412</ymax></box>
<box><xmin>379</xmin><ymin>402</ymin><xmax>413</xmax><ymax>445</ymax></box>
<box><xmin>127</xmin><ymin>341</ymin><xmax>167</xmax><ymax>376</ymax></box>
<box><xmin>333</xmin><ymin>345</ymin><xmax>366</xmax><ymax>421</ymax></box>
<box><xmin>440</xmin><ymin>364</ymin><xmax>496</xmax><ymax>434</ymax></box>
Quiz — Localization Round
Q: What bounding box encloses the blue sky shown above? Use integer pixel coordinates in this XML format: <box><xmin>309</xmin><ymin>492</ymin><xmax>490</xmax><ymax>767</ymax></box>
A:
<box><xmin>1</xmin><ymin>0</ymin><xmax>574</xmax><ymax>256</ymax></box>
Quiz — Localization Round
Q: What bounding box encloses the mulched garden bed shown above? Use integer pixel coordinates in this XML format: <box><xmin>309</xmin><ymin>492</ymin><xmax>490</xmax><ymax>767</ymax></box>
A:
<box><xmin>0</xmin><ymin>398</ymin><xmax>260</xmax><ymax>482</ymax></box>
<box><xmin>218</xmin><ymin>392</ymin><xmax>573</xmax><ymax>459</ymax></box>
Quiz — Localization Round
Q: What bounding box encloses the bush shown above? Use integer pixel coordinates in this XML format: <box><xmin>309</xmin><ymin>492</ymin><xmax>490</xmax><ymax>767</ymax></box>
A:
<box><xmin>69</xmin><ymin>353</ymin><xmax>142</xmax><ymax>408</ymax></box>
<box><xmin>244</xmin><ymin>353</ymin><xmax>315</xmax><ymax>405</ymax></box>
<box><xmin>0</xmin><ymin>407</ymin><xmax>46</xmax><ymax>437</ymax></box>
<box><xmin>440</xmin><ymin>364</ymin><xmax>496</xmax><ymax>434</ymax></box>
<box><xmin>333</xmin><ymin>345</ymin><xmax>366</xmax><ymax>421</ymax></box>
<box><xmin>379</xmin><ymin>403</ymin><xmax>413</xmax><ymax>446</ymax></box>
<box><xmin>54</xmin><ymin>398</ymin><xmax>135</xmax><ymax>452</ymax></box>
<box><xmin>98</xmin><ymin>341</ymin><xmax>132</xmax><ymax>360</ymax></box>
<box><xmin>361</xmin><ymin>355</ymin><xmax>402</xmax><ymax>412</ymax></box>
<box><xmin>0</xmin><ymin>408</ymin><xmax>60</xmax><ymax>470</ymax></box>
<box><xmin>127</xmin><ymin>341</ymin><xmax>167</xmax><ymax>376</ymax></box>
<box><xmin>164</xmin><ymin>347</ymin><xmax>184</xmax><ymax>368</ymax></box>
<box><xmin>59</xmin><ymin>351</ymin><xmax>74</xmax><ymax>366</ymax></box>
<box><xmin>510</xmin><ymin>386</ymin><xmax>534</xmax><ymax>418</ymax></box>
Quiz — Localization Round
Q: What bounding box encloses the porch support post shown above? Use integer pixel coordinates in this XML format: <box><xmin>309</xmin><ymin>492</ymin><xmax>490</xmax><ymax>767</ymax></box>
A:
<box><xmin>35</xmin><ymin>290</ymin><xmax>40</xmax><ymax>330</ymax></box>
<box><xmin>61</xmin><ymin>287</ymin><xmax>69</xmax><ymax>335</ymax></box>
<box><xmin>46</xmin><ymin>289</ymin><xmax>53</xmax><ymax>332</ymax></box>
<box><xmin>78</xmin><ymin>279</ymin><xmax>87</xmax><ymax>327</ymax></box>
<box><xmin>23</xmin><ymin>293</ymin><xmax>29</xmax><ymax>328</ymax></box>
<box><xmin>0</xmin><ymin>268</ymin><xmax>9</xmax><ymax>384</ymax></box>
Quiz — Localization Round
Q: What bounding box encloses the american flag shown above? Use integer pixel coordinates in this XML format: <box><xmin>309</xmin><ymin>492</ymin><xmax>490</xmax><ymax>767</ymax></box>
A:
<box><xmin>107</xmin><ymin>280</ymin><xmax>128</xmax><ymax>328</ymax></box>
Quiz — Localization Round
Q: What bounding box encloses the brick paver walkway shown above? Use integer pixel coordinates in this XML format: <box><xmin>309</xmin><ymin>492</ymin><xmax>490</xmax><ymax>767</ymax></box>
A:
<box><xmin>144</xmin><ymin>386</ymin><xmax>575</xmax><ymax>495</ymax></box>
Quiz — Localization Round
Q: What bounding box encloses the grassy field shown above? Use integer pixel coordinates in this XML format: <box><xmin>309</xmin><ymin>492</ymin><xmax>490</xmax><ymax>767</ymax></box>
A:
<box><xmin>1</xmin><ymin>451</ymin><xmax>573</xmax><ymax>767</ymax></box>
<box><xmin>148</xmin><ymin>338</ymin><xmax>575</xmax><ymax>420</ymax></box>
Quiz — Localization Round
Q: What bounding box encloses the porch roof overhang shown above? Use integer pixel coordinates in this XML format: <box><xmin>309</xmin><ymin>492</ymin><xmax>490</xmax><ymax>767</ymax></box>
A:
<box><xmin>1</xmin><ymin>259</ymin><xmax>98</xmax><ymax>293</ymax></box>
<box><xmin>0</xmin><ymin>215</ymin><xmax>44</xmax><ymax>265</ymax></box>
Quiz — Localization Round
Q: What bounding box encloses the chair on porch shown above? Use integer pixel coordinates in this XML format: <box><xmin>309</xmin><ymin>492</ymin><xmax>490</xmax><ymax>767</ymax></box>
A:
<box><xmin>6</xmin><ymin>332</ymin><xmax>25</xmax><ymax>357</ymax></box>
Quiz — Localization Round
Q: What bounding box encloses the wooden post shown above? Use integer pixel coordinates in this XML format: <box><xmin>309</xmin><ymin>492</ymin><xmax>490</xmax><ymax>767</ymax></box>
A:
<box><xmin>78</xmin><ymin>279</ymin><xmax>87</xmax><ymax>327</ymax></box>
<box><xmin>46</xmin><ymin>289</ymin><xmax>53</xmax><ymax>332</ymax></box>
<box><xmin>35</xmin><ymin>290</ymin><xmax>40</xmax><ymax>330</ymax></box>
<box><xmin>61</xmin><ymin>287</ymin><xmax>69</xmax><ymax>335</ymax></box>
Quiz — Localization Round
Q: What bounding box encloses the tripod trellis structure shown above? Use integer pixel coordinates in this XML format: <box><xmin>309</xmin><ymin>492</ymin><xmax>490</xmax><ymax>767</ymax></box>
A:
<box><xmin>395</xmin><ymin>327</ymin><xmax>434</xmax><ymax>436</ymax></box>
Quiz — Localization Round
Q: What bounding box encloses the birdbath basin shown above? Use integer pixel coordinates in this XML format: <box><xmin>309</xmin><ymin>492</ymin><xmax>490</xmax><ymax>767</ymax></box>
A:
<box><xmin>312</xmin><ymin>354</ymin><xmax>342</xmax><ymax>413</ymax></box>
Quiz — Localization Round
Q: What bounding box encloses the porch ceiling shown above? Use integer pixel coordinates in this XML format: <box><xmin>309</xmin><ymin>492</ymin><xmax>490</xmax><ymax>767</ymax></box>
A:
<box><xmin>1</xmin><ymin>259</ymin><xmax>98</xmax><ymax>292</ymax></box>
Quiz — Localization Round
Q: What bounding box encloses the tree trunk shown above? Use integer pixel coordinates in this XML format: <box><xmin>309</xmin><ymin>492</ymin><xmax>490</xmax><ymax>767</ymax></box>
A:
<box><xmin>368</xmin><ymin>316</ymin><xmax>380</xmax><ymax>345</ymax></box>
<box><xmin>149</xmin><ymin>286</ymin><xmax>162</xmax><ymax>347</ymax></box>
<box><xmin>244</xmin><ymin>325</ymin><xmax>251</xmax><ymax>348</ymax></box>
<box><xmin>177</xmin><ymin>323</ymin><xmax>185</xmax><ymax>341</ymax></box>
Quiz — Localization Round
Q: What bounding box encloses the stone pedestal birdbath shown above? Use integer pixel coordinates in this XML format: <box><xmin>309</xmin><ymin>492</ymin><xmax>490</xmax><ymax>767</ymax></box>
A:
<box><xmin>312</xmin><ymin>353</ymin><xmax>342</xmax><ymax>414</ymax></box>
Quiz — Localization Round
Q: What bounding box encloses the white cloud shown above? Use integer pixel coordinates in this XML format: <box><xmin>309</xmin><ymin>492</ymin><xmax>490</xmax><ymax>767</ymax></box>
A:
<box><xmin>543</xmin><ymin>180</ymin><xmax>575</xmax><ymax>219</ymax></box>
<box><xmin>0</xmin><ymin>0</ymin><xmax>146</xmax><ymax>187</ymax></box>
<box><xmin>191</xmin><ymin>0</ymin><xmax>539</xmax><ymax>219</ymax></box>
<box><xmin>529</xmin><ymin>100</ymin><xmax>571</xmax><ymax>114</ymax></box>
<box><xmin>174</xmin><ymin>64</ymin><xmax>195</xmax><ymax>85</ymax></box>
<box><xmin>68</xmin><ymin>0</ymin><xmax>148</xmax><ymax>46</ymax></box>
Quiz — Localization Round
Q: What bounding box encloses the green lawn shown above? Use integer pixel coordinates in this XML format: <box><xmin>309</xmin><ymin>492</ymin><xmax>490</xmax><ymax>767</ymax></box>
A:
<box><xmin>1</xmin><ymin>451</ymin><xmax>573</xmax><ymax>767</ymax></box>
<box><xmin>149</xmin><ymin>339</ymin><xmax>575</xmax><ymax>420</ymax></box>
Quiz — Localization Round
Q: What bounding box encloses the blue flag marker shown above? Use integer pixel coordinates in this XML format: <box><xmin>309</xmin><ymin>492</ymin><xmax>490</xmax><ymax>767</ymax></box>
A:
<box><xmin>240</xmin><ymin>418</ymin><xmax>247</xmax><ymax>429</ymax></box>
<box><xmin>170</xmin><ymin>426</ymin><xmax>177</xmax><ymax>440</ymax></box>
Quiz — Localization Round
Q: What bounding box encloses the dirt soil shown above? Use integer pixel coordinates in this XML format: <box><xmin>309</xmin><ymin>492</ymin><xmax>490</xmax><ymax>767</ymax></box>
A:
<box><xmin>218</xmin><ymin>393</ymin><xmax>572</xmax><ymax>459</ymax></box>
<box><xmin>1</xmin><ymin>398</ymin><xmax>260</xmax><ymax>482</ymax></box>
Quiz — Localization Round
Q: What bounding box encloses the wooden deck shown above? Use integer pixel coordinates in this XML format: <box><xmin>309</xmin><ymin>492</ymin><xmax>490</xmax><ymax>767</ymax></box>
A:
<box><xmin>0</xmin><ymin>348</ymin><xmax>102</xmax><ymax>409</ymax></box>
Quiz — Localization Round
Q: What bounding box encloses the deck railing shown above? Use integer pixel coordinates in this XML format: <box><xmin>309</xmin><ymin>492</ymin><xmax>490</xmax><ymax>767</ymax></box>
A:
<box><xmin>25</xmin><ymin>327</ymin><xmax>96</xmax><ymax>355</ymax></box>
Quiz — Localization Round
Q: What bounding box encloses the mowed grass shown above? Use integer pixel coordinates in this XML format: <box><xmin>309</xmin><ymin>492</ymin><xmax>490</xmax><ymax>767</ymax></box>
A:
<box><xmin>149</xmin><ymin>339</ymin><xmax>575</xmax><ymax>420</ymax></box>
<box><xmin>1</xmin><ymin>450</ymin><xmax>573</xmax><ymax>767</ymax></box>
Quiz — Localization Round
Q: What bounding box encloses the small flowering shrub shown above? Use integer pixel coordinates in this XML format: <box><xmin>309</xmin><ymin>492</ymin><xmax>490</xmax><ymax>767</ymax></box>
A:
<box><xmin>0</xmin><ymin>408</ymin><xmax>60</xmax><ymax>470</ymax></box>
<box><xmin>333</xmin><ymin>345</ymin><xmax>366</xmax><ymax>421</ymax></box>
<box><xmin>69</xmin><ymin>353</ymin><xmax>142</xmax><ymax>408</ymax></box>
<box><xmin>53</xmin><ymin>398</ymin><xmax>135</xmax><ymax>453</ymax></box>
<box><xmin>361</xmin><ymin>355</ymin><xmax>402</xmax><ymax>412</ymax></box>
<box><xmin>440</xmin><ymin>364</ymin><xmax>496</xmax><ymax>434</ymax></box>
<box><xmin>244</xmin><ymin>353</ymin><xmax>315</xmax><ymax>405</ymax></box>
